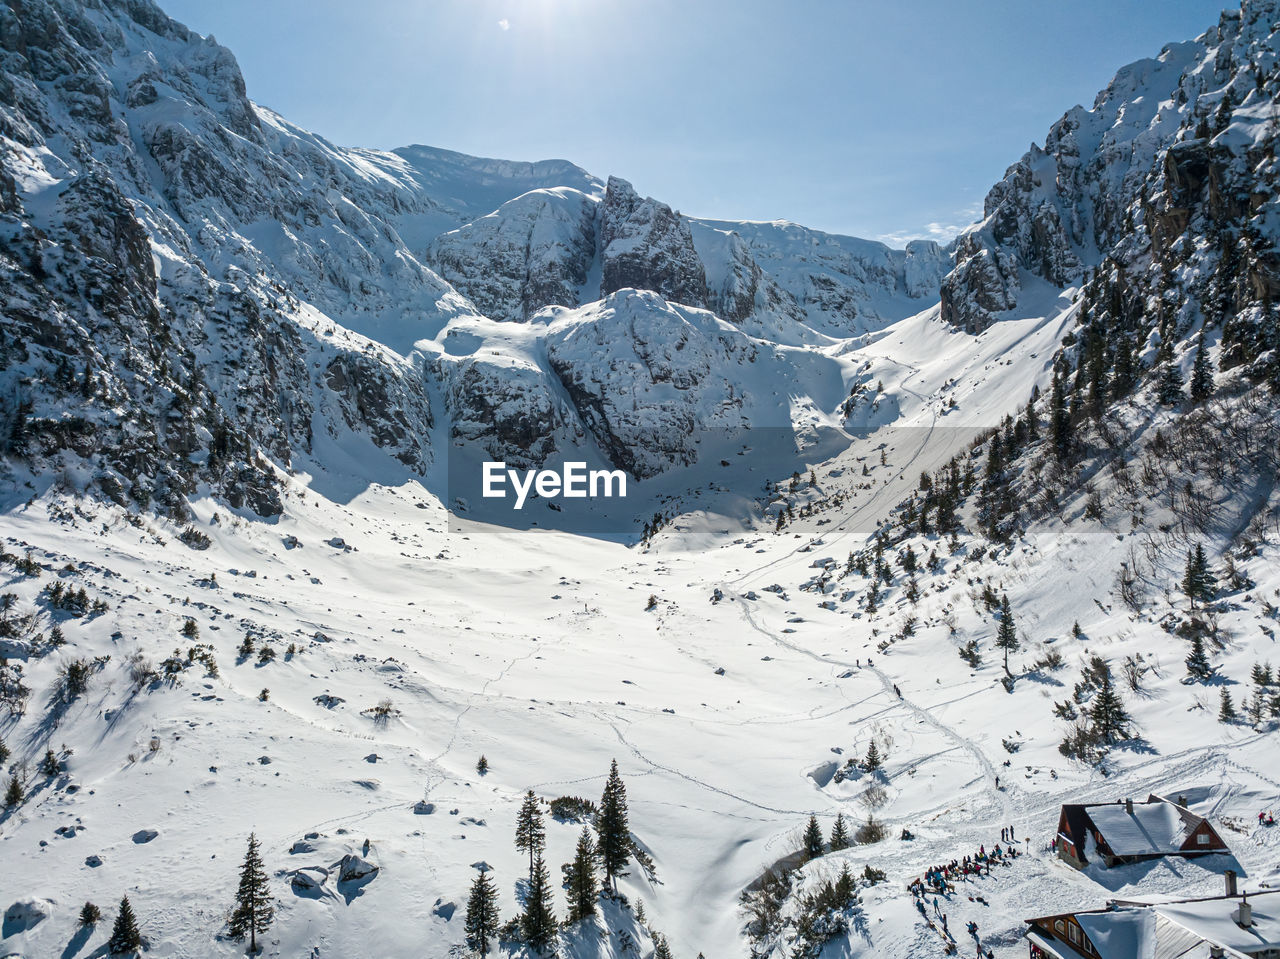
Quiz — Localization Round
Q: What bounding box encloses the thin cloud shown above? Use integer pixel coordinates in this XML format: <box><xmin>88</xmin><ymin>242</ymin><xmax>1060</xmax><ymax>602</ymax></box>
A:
<box><xmin>876</xmin><ymin>204</ymin><xmax>983</xmax><ymax>247</ymax></box>
<box><xmin>497</xmin><ymin>18</ymin><xmax>510</xmax><ymax>30</ymax></box>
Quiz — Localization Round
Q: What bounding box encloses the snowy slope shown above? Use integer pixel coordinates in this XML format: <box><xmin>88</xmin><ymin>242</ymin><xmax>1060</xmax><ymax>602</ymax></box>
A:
<box><xmin>2</xmin><ymin>0</ymin><xmax>1280</xmax><ymax>957</ymax></box>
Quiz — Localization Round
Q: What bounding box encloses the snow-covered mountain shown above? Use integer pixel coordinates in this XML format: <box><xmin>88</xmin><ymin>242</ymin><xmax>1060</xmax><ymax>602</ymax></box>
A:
<box><xmin>1</xmin><ymin>0</ymin><xmax>1279</xmax><ymax>957</ymax></box>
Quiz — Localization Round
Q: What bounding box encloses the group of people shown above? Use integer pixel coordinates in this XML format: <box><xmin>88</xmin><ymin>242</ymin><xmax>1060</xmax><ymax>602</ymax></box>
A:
<box><xmin>910</xmin><ymin>841</ymin><xmax>1022</xmax><ymax>896</ymax></box>
<box><xmin>1259</xmin><ymin>810</ymin><xmax>1276</xmax><ymax>826</ymax></box>
<box><xmin>906</xmin><ymin>834</ymin><xmax>1023</xmax><ymax>957</ymax></box>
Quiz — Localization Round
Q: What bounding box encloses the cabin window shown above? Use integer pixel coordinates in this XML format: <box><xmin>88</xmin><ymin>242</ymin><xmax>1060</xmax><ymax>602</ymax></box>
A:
<box><xmin>1054</xmin><ymin>920</ymin><xmax>1065</xmax><ymax>935</ymax></box>
<box><xmin>1197</xmin><ymin>834</ymin><xmax>1210</xmax><ymax>845</ymax></box>
<box><xmin>1068</xmin><ymin>924</ymin><xmax>1080</xmax><ymax>944</ymax></box>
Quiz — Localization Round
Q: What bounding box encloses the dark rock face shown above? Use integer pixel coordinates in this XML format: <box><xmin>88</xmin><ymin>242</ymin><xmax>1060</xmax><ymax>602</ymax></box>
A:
<box><xmin>599</xmin><ymin>176</ymin><xmax>709</xmax><ymax>309</ymax></box>
<box><xmin>938</xmin><ymin>2</ymin><xmax>1280</xmax><ymax>336</ymax></box>
<box><xmin>0</xmin><ymin>0</ymin><xmax>450</xmax><ymax>515</ymax></box>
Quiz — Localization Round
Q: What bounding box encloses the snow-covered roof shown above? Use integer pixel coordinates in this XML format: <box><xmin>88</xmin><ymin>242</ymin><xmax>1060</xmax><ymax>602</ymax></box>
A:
<box><xmin>1156</xmin><ymin>892</ymin><xmax>1280</xmax><ymax>955</ymax></box>
<box><xmin>1086</xmin><ymin>801</ymin><xmax>1192</xmax><ymax>856</ymax></box>
<box><xmin>1028</xmin><ymin>892</ymin><xmax>1280</xmax><ymax>959</ymax></box>
<box><xmin>1075</xmin><ymin>909</ymin><xmax>1154</xmax><ymax>959</ymax></box>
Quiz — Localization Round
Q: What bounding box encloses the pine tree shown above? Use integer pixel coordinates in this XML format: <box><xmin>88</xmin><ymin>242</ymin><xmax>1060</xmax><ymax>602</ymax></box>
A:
<box><xmin>1185</xmin><ymin>634</ymin><xmax>1212</xmax><ymax>680</ymax></box>
<box><xmin>829</xmin><ymin>812</ymin><xmax>850</xmax><ymax>851</ymax></box>
<box><xmin>1182</xmin><ymin>544</ymin><xmax>1215</xmax><ymax>608</ymax></box>
<box><xmin>476</xmin><ymin>755</ymin><xmax>488</xmax><ymax>775</ymax></box>
<box><xmin>653</xmin><ymin>934</ymin><xmax>675</xmax><ymax>959</ymax></box>
<box><xmin>1088</xmin><ymin>667</ymin><xmax>1130</xmax><ymax>744</ymax></box>
<box><xmin>108</xmin><ymin>896</ymin><xmax>141</xmax><ymax>955</ymax></box>
<box><xmin>864</xmin><ymin>740</ymin><xmax>882</xmax><ymax>771</ymax></box>
<box><xmin>514</xmin><ymin>790</ymin><xmax>546</xmax><ymax>881</ymax></box>
<box><xmin>1189</xmin><ymin>334</ymin><xmax>1215</xmax><ymax>401</ymax></box>
<box><xmin>41</xmin><ymin>747</ymin><xmax>59</xmax><ymax>777</ymax></box>
<box><xmin>564</xmin><ymin>826</ymin><xmax>599</xmax><ymax>923</ymax></box>
<box><xmin>3</xmin><ymin>775</ymin><xmax>22</xmax><ymax>807</ymax></box>
<box><xmin>598</xmin><ymin>759</ymin><xmax>631</xmax><ymax>891</ymax></box>
<box><xmin>0</xmin><ymin>736</ymin><xmax>8</xmax><ymax>766</ymax></box>
<box><xmin>995</xmin><ymin>594</ymin><xmax>1020</xmax><ymax>675</ymax></box>
<box><xmin>79</xmin><ymin>902</ymin><xmax>102</xmax><ymax>926</ymax></box>
<box><xmin>835</xmin><ymin>862</ymin><xmax>857</xmax><ymax>905</ymax></box>
<box><xmin>228</xmin><ymin>833</ymin><xmax>275</xmax><ymax>953</ymax></box>
<box><xmin>1050</xmin><ymin>367</ymin><xmax>1071</xmax><ymax>460</ymax></box>
<box><xmin>520</xmin><ymin>855</ymin><xmax>557</xmax><ymax>955</ymax></box>
<box><xmin>802</xmin><ymin>815</ymin><xmax>825</xmax><ymax>861</ymax></box>
<box><xmin>1219</xmin><ymin>689</ymin><xmax>1238</xmax><ymax>723</ymax></box>
<box><xmin>1157</xmin><ymin>360</ymin><xmax>1184</xmax><ymax>405</ymax></box>
<box><xmin>463</xmin><ymin>869</ymin><xmax>500</xmax><ymax>955</ymax></box>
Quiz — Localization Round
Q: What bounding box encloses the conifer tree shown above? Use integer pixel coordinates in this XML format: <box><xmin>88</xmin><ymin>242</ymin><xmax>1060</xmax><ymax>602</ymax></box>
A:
<box><xmin>228</xmin><ymin>833</ymin><xmax>275</xmax><ymax>953</ymax></box>
<box><xmin>1219</xmin><ymin>689</ymin><xmax>1238</xmax><ymax>723</ymax></box>
<box><xmin>802</xmin><ymin>815</ymin><xmax>825</xmax><ymax>861</ymax></box>
<box><xmin>653</xmin><ymin>934</ymin><xmax>674</xmax><ymax>959</ymax></box>
<box><xmin>1185</xmin><ymin>634</ymin><xmax>1213</xmax><ymax>681</ymax></box>
<box><xmin>79</xmin><ymin>902</ymin><xmax>102</xmax><ymax>926</ymax></box>
<box><xmin>1189</xmin><ymin>334</ymin><xmax>1215</xmax><ymax>401</ymax></box>
<box><xmin>108</xmin><ymin>896</ymin><xmax>141</xmax><ymax>955</ymax></box>
<box><xmin>835</xmin><ymin>862</ymin><xmax>857</xmax><ymax>905</ymax></box>
<box><xmin>520</xmin><ymin>855</ymin><xmax>557</xmax><ymax>954</ymax></box>
<box><xmin>514</xmin><ymin>790</ymin><xmax>546</xmax><ymax>881</ymax></box>
<box><xmin>864</xmin><ymin>740</ymin><xmax>882</xmax><ymax>771</ymax></box>
<box><xmin>0</xmin><ymin>736</ymin><xmax>8</xmax><ymax>766</ymax></box>
<box><xmin>996</xmin><ymin>594</ymin><xmax>1020</xmax><ymax>674</ymax></box>
<box><xmin>1182</xmin><ymin>544</ymin><xmax>1215</xmax><ymax>608</ymax></box>
<box><xmin>3</xmin><ymin>775</ymin><xmax>21</xmax><ymax>807</ymax></box>
<box><xmin>1050</xmin><ymin>367</ymin><xmax>1071</xmax><ymax>460</ymax></box>
<box><xmin>464</xmin><ymin>869</ymin><xmax>500</xmax><ymax>955</ymax></box>
<box><xmin>1088</xmin><ymin>667</ymin><xmax>1130</xmax><ymax>744</ymax></box>
<box><xmin>1157</xmin><ymin>360</ymin><xmax>1184</xmax><ymax>405</ymax></box>
<box><xmin>829</xmin><ymin>812</ymin><xmax>850</xmax><ymax>851</ymax></box>
<box><xmin>598</xmin><ymin>760</ymin><xmax>631</xmax><ymax>891</ymax></box>
<box><xmin>564</xmin><ymin>826</ymin><xmax>599</xmax><ymax>923</ymax></box>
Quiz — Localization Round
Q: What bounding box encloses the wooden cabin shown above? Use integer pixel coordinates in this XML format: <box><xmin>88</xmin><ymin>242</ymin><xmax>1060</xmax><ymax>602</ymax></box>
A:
<box><xmin>1055</xmin><ymin>793</ymin><xmax>1228</xmax><ymax>869</ymax></box>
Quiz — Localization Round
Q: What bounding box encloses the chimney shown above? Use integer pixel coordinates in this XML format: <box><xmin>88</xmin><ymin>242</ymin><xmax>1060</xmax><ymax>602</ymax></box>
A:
<box><xmin>1225</xmin><ymin>870</ymin><xmax>1238</xmax><ymax>897</ymax></box>
<box><xmin>1177</xmin><ymin>794</ymin><xmax>1188</xmax><ymax>808</ymax></box>
<box><xmin>1234</xmin><ymin>894</ymin><xmax>1253</xmax><ymax>928</ymax></box>
<box><xmin>1125</xmin><ymin>798</ymin><xmax>1134</xmax><ymax>815</ymax></box>
<box><xmin>1210</xmin><ymin>948</ymin><xmax>1225</xmax><ymax>958</ymax></box>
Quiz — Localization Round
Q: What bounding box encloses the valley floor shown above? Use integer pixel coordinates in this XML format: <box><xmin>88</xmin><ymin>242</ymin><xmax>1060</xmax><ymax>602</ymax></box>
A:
<box><xmin>2</xmin><ymin>413</ymin><xmax>1278</xmax><ymax>958</ymax></box>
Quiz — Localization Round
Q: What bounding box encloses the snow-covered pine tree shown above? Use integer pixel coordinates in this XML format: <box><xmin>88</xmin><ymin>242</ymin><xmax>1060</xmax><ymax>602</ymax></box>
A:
<box><xmin>598</xmin><ymin>759</ymin><xmax>631</xmax><ymax>891</ymax></box>
<box><xmin>1189</xmin><ymin>333</ymin><xmax>1215</xmax><ymax>401</ymax></box>
<box><xmin>514</xmin><ymin>789</ymin><xmax>545</xmax><ymax>881</ymax></box>
<box><xmin>653</xmin><ymin>934</ymin><xmax>674</xmax><ymax>959</ymax></box>
<box><xmin>1185</xmin><ymin>634</ymin><xmax>1212</xmax><ymax>680</ymax></box>
<box><xmin>1157</xmin><ymin>359</ymin><xmax>1184</xmax><ymax>405</ymax></box>
<box><xmin>464</xmin><ymin>869</ymin><xmax>500</xmax><ymax>955</ymax></box>
<box><xmin>564</xmin><ymin>826</ymin><xmax>599</xmax><ymax>923</ymax></box>
<box><xmin>79</xmin><ymin>902</ymin><xmax>102</xmax><ymax>926</ymax></box>
<box><xmin>228</xmin><ymin>832</ymin><xmax>275</xmax><ymax>953</ymax></box>
<box><xmin>520</xmin><ymin>855</ymin><xmax>557</xmax><ymax>954</ymax></box>
<box><xmin>107</xmin><ymin>895</ymin><xmax>141</xmax><ymax>955</ymax></box>
<box><xmin>829</xmin><ymin>812</ymin><xmax>850</xmax><ymax>851</ymax></box>
<box><xmin>996</xmin><ymin>594</ymin><xmax>1020</xmax><ymax>674</ymax></box>
<box><xmin>802</xmin><ymin>814</ymin><xmax>825</xmax><ymax>860</ymax></box>
<box><xmin>1088</xmin><ymin>667</ymin><xmax>1130</xmax><ymax>744</ymax></box>
<box><xmin>1219</xmin><ymin>689</ymin><xmax>1238</xmax><ymax>723</ymax></box>
<box><xmin>864</xmin><ymin>740</ymin><xmax>882</xmax><ymax>771</ymax></box>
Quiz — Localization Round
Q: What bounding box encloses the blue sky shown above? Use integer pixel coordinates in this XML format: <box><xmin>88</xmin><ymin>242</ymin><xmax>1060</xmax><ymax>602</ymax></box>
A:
<box><xmin>160</xmin><ymin>0</ymin><xmax>1230</xmax><ymax>244</ymax></box>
